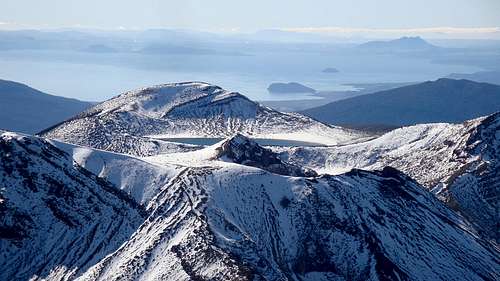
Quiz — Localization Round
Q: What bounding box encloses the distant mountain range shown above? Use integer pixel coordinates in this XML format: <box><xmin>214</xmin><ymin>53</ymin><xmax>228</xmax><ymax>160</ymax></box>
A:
<box><xmin>0</xmin><ymin>79</ymin><xmax>92</xmax><ymax>134</ymax></box>
<box><xmin>301</xmin><ymin>78</ymin><xmax>500</xmax><ymax>128</ymax></box>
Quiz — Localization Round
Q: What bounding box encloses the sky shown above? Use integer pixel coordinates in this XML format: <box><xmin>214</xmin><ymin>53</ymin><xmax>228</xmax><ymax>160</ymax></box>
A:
<box><xmin>1</xmin><ymin>0</ymin><xmax>500</xmax><ymax>37</ymax></box>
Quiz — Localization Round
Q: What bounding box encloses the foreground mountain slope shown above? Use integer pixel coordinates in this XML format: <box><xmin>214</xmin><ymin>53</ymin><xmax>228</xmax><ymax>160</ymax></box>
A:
<box><xmin>0</xmin><ymin>131</ymin><xmax>144</xmax><ymax>281</ymax></box>
<box><xmin>302</xmin><ymin>78</ymin><xmax>500</xmax><ymax>128</ymax></box>
<box><xmin>0</xmin><ymin>79</ymin><xmax>92</xmax><ymax>134</ymax></box>
<box><xmin>39</xmin><ymin>82</ymin><xmax>367</xmax><ymax>156</ymax></box>
<box><xmin>281</xmin><ymin>112</ymin><xmax>500</xmax><ymax>241</ymax></box>
<box><xmin>77</xmin><ymin>164</ymin><xmax>499</xmax><ymax>281</ymax></box>
<box><xmin>1</xmin><ymin>132</ymin><xmax>498</xmax><ymax>280</ymax></box>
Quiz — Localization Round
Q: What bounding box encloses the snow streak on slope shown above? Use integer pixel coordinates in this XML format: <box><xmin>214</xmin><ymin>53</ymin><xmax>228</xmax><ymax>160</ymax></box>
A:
<box><xmin>0</xmin><ymin>132</ymin><xmax>144</xmax><ymax>281</ymax></box>
<box><xmin>280</xmin><ymin>112</ymin><xmax>500</xmax><ymax>241</ymax></box>
<box><xmin>39</xmin><ymin>82</ymin><xmax>367</xmax><ymax>156</ymax></box>
<box><xmin>77</xmin><ymin>165</ymin><xmax>499</xmax><ymax>281</ymax></box>
<box><xmin>52</xmin><ymin>140</ymin><xmax>183</xmax><ymax>204</ymax></box>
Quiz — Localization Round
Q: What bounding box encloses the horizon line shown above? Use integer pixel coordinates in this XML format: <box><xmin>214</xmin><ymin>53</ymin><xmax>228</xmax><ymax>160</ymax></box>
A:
<box><xmin>1</xmin><ymin>23</ymin><xmax>499</xmax><ymax>39</ymax></box>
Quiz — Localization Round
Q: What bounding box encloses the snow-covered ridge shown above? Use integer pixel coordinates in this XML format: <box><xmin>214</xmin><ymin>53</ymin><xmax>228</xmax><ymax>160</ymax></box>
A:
<box><xmin>279</xmin><ymin>112</ymin><xmax>500</xmax><ymax>241</ymax></box>
<box><xmin>39</xmin><ymin>82</ymin><xmax>369</xmax><ymax>156</ymax></box>
<box><xmin>145</xmin><ymin>133</ymin><xmax>317</xmax><ymax>177</ymax></box>
<box><xmin>83</xmin><ymin>82</ymin><xmax>227</xmax><ymax>119</ymax></box>
<box><xmin>51</xmin><ymin>137</ymin><xmax>184</xmax><ymax>205</ymax></box>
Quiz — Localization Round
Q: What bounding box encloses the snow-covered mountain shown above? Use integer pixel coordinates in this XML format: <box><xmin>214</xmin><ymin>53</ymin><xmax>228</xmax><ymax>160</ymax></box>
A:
<box><xmin>279</xmin><ymin>112</ymin><xmax>500</xmax><ymax>241</ymax></box>
<box><xmin>1</xmin><ymin>131</ymin><xmax>498</xmax><ymax>280</ymax></box>
<box><xmin>0</xmin><ymin>79</ymin><xmax>92</xmax><ymax>134</ymax></box>
<box><xmin>39</xmin><ymin>82</ymin><xmax>367</xmax><ymax>156</ymax></box>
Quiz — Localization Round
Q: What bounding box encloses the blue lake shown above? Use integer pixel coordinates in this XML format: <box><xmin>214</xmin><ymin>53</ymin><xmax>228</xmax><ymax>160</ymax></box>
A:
<box><xmin>160</xmin><ymin>137</ymin><xmax>325</xmax><ymax>147</ymax></box>
<box><xmin>0</xmin><ymin>49</ymin><xmax>481</xmax><ymax>102</ymax></box>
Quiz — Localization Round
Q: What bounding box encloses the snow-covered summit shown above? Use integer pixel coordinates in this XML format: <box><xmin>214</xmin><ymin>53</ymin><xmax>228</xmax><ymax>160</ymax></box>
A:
<box><xmin>39</xmin><ymin>82</ymin><xmax>368</xmax><ymax>156</ymax></box>
<box><xmin>82</xmin><ymin>82</ymin><xmax>244</xmax><ymax>119</ymax></box>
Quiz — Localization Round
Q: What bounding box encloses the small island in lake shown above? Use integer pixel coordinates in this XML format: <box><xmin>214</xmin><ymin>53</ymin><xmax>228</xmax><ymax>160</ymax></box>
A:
<box><xmin>267</xmin><ymin>82</ymin><xmax>316</xmax><ymax>94</ymax></box>
<box><xmin>322</xmin><ymin>67</ymin><xmax>339</xmax><ymax>73</ymax></box>
<box><xmin>82</xmin><ymin>44</ymin><xmax>117</xmax><ymax>53</ymax></box>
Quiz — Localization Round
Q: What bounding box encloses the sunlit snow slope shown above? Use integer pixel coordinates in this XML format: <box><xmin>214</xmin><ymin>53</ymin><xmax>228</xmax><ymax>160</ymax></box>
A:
<box><xmin>280</xmin><ymin>112</ymin><xmax>500</xmax><ymax>241</ymax></box>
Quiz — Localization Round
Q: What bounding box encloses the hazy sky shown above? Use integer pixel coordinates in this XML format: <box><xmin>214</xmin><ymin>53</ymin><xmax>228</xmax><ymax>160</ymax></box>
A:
<box><xmin>1</xmin><ymin>0</ymin><xmax>500</xmax><ymax>34</ymax></box>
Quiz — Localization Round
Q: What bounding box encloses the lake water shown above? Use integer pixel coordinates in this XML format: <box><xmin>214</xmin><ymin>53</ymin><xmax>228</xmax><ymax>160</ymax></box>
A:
<box><xmin>160</xmin><ymin>137</ymin><xmax>325</xmax><ymax>147</ymax></box>
<box><xmin>0</xmin><ymin>49</ymin><xmax>481</xmax><ymax>102</ymax></box>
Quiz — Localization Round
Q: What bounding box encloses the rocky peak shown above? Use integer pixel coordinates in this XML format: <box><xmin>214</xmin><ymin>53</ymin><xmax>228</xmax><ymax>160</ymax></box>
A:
<box><xmin>214</xmin><ymin>134</ymin><xmax>317</xmax><ymax>177</ymax></box>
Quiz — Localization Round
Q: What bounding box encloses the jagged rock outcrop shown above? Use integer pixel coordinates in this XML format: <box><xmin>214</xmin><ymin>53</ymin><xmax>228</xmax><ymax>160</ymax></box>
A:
<box><xmin>214</xmin><ymin>134</ymin><xmax>317</xmax><ymax>177</ymax></box>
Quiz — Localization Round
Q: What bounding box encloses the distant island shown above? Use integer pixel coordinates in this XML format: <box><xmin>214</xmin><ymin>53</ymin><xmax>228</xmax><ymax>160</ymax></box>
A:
<box><xmin>82</xmin><ymin>44</ymin><xmax>117</xmax><ymax>53</ymax></box>
<box><xmin>322</xmin><ymin>68</ymin><xmax>339</xmax><ymax>73</ymax></box>
<box><xmin>358</xmin><ymin>36</ymin><xmax>437</xmax><ymax>51</ymax></box>
<box><xmin>267</xmin><ymin>82</ymin><xmax>316</xmax><ymax>94</ymax></box>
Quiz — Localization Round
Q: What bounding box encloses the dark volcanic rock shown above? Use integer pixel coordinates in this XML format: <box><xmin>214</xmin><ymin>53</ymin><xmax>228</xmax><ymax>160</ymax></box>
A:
<box><xmin>214</xmin><ymin>134</ymin><xmax>317</xmax><ymax>177</ymax></box>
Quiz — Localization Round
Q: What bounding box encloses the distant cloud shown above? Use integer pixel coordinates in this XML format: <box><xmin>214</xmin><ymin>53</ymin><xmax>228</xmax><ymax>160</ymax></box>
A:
<box><xmin>0</xmin><ymin>22</ymin><xmax>143</xmax><ymax>31</ymax></box>
<box><xmin>0</xmin><ymin>21</ymin><xmax>48</xmax><ymax>30</ymax></box>
<box><xmin>0</xmin><ymin>21</ymin><xmax>24</xmax><ymax>30</ymax></box>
